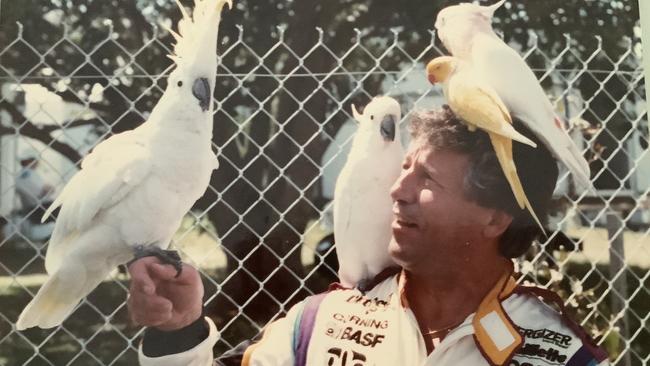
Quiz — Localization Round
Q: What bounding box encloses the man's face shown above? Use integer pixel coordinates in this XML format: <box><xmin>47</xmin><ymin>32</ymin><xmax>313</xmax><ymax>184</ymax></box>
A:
<box><xmin>388</xmin><ymin>140</ymin><xmax>496</xmax><ymax>274</ymax></box>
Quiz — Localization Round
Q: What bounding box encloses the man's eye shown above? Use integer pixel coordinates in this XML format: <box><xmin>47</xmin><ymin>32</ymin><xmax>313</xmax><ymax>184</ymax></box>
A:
<box><xmin>423</xmin><ymin>171</ymin><xmax>444</xmax><ymax>188</ymax></box>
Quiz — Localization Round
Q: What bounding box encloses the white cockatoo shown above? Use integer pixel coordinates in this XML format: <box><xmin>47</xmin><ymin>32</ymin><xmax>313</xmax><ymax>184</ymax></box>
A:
<box><xmin>426</xmin><ymin>56</ymin><xmax>544</xmax><ymax>232</ymax></box>
<box><xmin>16</xmin><ymin>0</ymin><xmax>231</xmax><ymax>330</ymax></box>
<box><xmin>334</xmin><ymin>96</ymin><xmax>404</xmax><ymax>288</ymax></box>
<box><xmin>435</xmin><ymin>0</ymin><xmax>592</xmax><ymax>190</ymax></box>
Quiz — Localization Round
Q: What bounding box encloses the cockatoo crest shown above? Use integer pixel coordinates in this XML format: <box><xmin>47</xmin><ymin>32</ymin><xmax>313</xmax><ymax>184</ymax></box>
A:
<box><xmin>165</xmin><ymin>0</ymin><xmax>232</xmax><ymax>68</ymax></box>
<box><xmin>350</xmin><ymin>96</ymin><xmax>402</xmax><ymax>145</ymax></box>
<box><xmin>351</xmin><ymin>96</ymin><xmax>401</xmax><ymax>123</ymax></box>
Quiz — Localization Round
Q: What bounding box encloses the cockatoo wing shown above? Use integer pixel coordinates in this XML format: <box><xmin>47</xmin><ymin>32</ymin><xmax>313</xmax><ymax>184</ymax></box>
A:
<box><xmin>471</xmin><ymin>37</ymin><xmax>591</xmax><ymax>188</ymax></box>
<box><xmin>333</xmin><ymin>166</ymin><xmax>356</xmax><ymax>246</ymax></box>
<box><xmin>43</xmin><ymin>130</ymin><xmax>152</xmax><ymax>274</ymax></box>
<box><xmin>447</xmin><ymin>75</ymin><xmax>537</xmax><ymax>148</ymax></box>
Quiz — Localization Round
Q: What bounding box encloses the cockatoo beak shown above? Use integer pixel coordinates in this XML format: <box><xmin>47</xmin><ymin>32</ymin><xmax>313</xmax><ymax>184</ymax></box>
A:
<box><xmin>380</xmin><ymin>115</ymin><xmax>396</xmax><ymax>142</ymax></box>
<box><xmin>192</xmin><ymin>78</ymin><xmax>211</xmax><ymax>111</ymax></box>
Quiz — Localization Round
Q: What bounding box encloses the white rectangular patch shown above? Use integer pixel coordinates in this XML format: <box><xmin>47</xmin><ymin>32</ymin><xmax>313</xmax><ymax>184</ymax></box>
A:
<box><xmin>479</xmin><ymin>311</ymin><xmax>516</xmax><ymax>351</ymax></box>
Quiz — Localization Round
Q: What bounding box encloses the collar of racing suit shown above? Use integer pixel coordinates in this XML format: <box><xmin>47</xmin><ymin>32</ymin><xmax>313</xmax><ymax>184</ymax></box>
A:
<box><xmin>396</xmin><ymin>263</ymin><xmax>521</xmax><ymax>365</ymax></box>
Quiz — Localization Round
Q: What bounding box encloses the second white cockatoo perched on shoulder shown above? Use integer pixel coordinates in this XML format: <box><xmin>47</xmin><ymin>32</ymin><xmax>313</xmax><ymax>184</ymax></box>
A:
<box><xmin>435</xmin><ymin>0</ymin><xmax>592</xmax><ymax>190</ymax></box>
<box><xmin>334</xmin><ymin>96</ymin><xmax>404</xmax><ymax>289</ymax></box>
<box><xmin>16</xmin><ymin>0</ymin><xmax>231</xmax><ymax>330</ymax></box>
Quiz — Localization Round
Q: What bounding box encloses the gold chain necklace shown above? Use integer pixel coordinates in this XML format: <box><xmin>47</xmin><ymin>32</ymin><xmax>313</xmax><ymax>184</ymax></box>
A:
<box><xmin>421</xmin><ymin>327</ymin><xmax>452</xmax><ymax>337</ymax></box>
<box><xmin>420</xmin><ymin>320</ymin><xmax>462</xmax><ymax>337</ymax></box>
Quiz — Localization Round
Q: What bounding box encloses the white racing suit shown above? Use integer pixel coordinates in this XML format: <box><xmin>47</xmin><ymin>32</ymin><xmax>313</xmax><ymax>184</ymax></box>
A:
<box><xmin>139</xmin><ymin>269</ymin><xmax>609</xmax><ymax>366</ymax></box>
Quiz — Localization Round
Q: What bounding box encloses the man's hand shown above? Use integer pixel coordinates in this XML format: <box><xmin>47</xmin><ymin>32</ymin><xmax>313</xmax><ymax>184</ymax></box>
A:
<box><xmin>127</xmin><ymin>257</ymin><xmax>204</xmax><ymax>331</ymax></box>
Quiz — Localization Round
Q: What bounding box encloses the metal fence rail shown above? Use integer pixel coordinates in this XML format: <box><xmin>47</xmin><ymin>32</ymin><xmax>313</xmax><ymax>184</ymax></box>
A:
<box><xmin>0</xmin><ymin>22</ymin><xmax>648</xmax><ymax>366</ymax></box>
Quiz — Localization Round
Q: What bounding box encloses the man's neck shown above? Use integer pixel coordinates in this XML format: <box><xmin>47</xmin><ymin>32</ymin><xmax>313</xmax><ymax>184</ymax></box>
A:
<box><xmin>405</xmin><ymin>254</ymin><xmax>511</xmax><ymax>333</ymax></box>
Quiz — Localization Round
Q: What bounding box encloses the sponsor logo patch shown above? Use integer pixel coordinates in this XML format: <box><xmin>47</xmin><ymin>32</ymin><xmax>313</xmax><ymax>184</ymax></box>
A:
<box><xmin>332</xmin><ymin>313</ymin><xmax>389</xmax><ymax>329</ymax></box>
<box><xmin>517</xmin><ymin>326</ymin><xmax>572</xmax><ymax>348</ymax></box>
<box><xmin>325</xmin><ymin>347</ymin><xmax>367</xmax><ymax>366</ymax></box>
<box><xmin>344</xmin><ymin>295</ymin><xmax>389</xmax><ymax>315</ymax></box>
<box><xmin>325</xmin><ymin>324</ymin><xmax>386</xmax><ymax>348</ymax></box>
<box><xmin>516</xmin><ymin>343</ymin><xmax>568</xmax><ymax>364</ymax></box>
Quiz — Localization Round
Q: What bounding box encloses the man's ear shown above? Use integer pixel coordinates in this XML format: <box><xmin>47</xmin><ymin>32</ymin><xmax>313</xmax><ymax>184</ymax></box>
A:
<box><xmin>482</xmin><ymin>209</ymin><xmax>513</xmax><ymax>239</ymax></box>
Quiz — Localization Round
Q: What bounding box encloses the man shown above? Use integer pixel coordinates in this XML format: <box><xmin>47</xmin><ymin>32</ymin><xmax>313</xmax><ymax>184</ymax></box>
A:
<box><xmin>129</xmin><ymin>106</ymin><xmax>609</xmax><ymax>365</ymax></box>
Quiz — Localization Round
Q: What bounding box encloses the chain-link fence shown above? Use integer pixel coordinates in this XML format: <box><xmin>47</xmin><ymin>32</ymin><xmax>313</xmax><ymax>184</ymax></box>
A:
<box><xmin>0</xmin><ymin>19</ymin><xmax>648</xmax><ymax>366</ymax></box>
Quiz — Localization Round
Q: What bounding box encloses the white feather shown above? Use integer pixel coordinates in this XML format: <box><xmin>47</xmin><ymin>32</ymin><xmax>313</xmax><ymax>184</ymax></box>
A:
<box><xmin>43</xmin><ymin>131</ymin><xmax>152</xmax><ymax>274</ymax></box>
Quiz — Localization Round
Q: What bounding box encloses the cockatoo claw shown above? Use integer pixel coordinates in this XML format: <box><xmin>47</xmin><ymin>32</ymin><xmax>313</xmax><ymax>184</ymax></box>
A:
<box><xmin>130</xmin><ymin>245</ymin><xmax>183</xmax><ymax>278</ymax></box>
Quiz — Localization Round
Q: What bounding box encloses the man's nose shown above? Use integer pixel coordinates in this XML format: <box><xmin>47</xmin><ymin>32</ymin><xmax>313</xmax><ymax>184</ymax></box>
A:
<box><xmin>390</xmin><ymin>168</ymin><xmax>414</xmax><ymax>204</ymax></box>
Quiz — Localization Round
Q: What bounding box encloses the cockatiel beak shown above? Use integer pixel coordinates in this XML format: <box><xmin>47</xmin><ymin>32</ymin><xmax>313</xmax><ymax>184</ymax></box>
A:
<box><xmin>380</xmin><ymin>115</ymin><xmax>396</xmax><ymax>142</ymax></box>
<box><xmin>192</xmin><ymin>78</ymin><xmax>211</xmax><ymax>111</ymax></box>
<box><xmin>426</xmin><ymin>59</ymin><xmax>439</xmax><ymax>85</ymax></box>
<box><xmin>426</xmin><ymin>56</ymin><xmax>457</xmax><ymax>85</ymax></box>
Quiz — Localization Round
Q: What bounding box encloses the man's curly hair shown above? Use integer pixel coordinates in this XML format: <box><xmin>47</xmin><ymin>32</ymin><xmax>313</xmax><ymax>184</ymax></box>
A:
<box><xmin>409</xmin><ymin>105</ymin><xmax>559</xmax><ymax>258</ymax></box>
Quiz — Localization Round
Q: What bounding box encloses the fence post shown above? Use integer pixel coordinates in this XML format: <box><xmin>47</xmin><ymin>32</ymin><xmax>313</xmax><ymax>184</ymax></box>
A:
<box><xmin>605</xmin><ymin>210</ymin><xmax>631</xmax><ymax>366</ymax></box>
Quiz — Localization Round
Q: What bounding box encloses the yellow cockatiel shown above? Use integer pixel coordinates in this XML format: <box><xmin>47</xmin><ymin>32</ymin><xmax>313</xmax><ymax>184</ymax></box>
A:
<box><xmin>426</xmin><ymin>56</ymin><xmax>544</xmax><ymax>232</ymax></box>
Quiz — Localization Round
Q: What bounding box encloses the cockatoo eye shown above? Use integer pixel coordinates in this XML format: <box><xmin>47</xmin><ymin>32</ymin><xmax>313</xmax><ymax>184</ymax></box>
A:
<box><xmin>177</xmin><ymin>80</ymin><xmax>183</xmax><ymax>87</ymax></box>
<box><xmin>370</xmin><ymin>115</ymin><xmax>374</xmax><ymax>120</ymax></box>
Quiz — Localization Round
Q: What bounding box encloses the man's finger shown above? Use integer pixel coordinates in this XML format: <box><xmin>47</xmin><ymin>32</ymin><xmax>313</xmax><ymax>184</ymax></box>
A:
<box><xmin>130</xmin><ymin>292</ymin><xmax>173</xmax><ymax>313</ymax></box>
<box><xmin>128</xmin><ymin>293</ymin><xmax>173</xmax><ymax>325</ymax></box>
<box><xmin>128</xmin><ymin>258</ymin><xmax>160</xmax><ymax>295</ymax></box>
<box><xmin>129</xmin><ymin>263</ymin><xmax>155</xmax><ymax>295</ymax></box>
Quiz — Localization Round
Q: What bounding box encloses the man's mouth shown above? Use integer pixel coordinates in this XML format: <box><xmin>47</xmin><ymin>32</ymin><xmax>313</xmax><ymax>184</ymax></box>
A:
<box><xmin>393</xmin><ymin>212</ymin><xmax>418</xmax><ymax>229</ymax></box>
<box><xmin>395</xmin><ymin>220</ymin><xmax>418</xmax><ymax>228</ymax></box>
